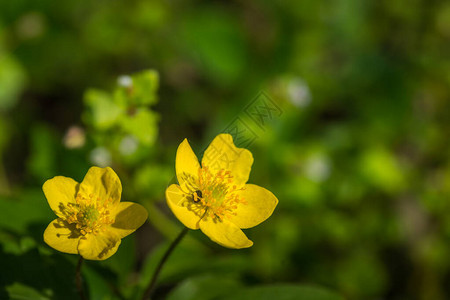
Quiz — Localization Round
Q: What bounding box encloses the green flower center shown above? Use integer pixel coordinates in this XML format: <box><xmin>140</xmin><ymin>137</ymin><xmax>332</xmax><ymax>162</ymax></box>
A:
<box><xmin>80</xmin><ymin>205</ymin><xmax>100</xmax><ymax>226</ymax></box>
<box><xmin>66</xmin><ymin>193</ymin><xmax>114</xmax><ymax>235</ymax></box>
<box><xmin>183</xmin><ymin>166</ymin><xmax>246</xmax><ymax>221</ymax></box>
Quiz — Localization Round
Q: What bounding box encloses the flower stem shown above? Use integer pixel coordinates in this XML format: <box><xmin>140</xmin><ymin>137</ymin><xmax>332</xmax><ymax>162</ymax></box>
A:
<box><xmin>142</xmin><ymin>227</ymin><xmax>189</xmax><ymax>300</ymax></box>
<box><xmin>75</xmin><ymin>256</ymin><xmax>87</xmax><ymax>300</ymax></box>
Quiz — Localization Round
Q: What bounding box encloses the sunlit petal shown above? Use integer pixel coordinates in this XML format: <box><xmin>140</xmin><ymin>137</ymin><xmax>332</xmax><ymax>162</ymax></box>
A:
<box><xmin>77</xmin><ymin>230</ymin><xmax>121</xmax><ymax>260</ymax></box>
<box><xmin>199</xmin><ymin>218</ymin><xmax>253</xmax><ymax>249</ymax></box>
<box><xmin>202</xmin><ymin>134</ymin><xmax>253</xmax><ymax>186</ymax></box>
<box><xmin>43</xmin><ymin>176</ymin><xmax>79</xmax><ymax>218</ymax></box>
<box><xmin>43</xmin><ymin>219</ymin><xmax>81</xmax><ymax>254</ymax></box>
<box><xmin>176</xmin><ymin>139</ymin><xmax>201</xmax><ymax>193</ymax></box>
<box><xmin>228</xmin><ymin>184</ymin><xmax>278</xmax><ymax>229</ymax></box>
<box><xmin>166</xmin><ymin>184</ymin><xmax>201</xmax><ymax>229</ymax></box>
<box><xmin>79</xmin><ymin>166</ymin><xmax>122</xmax><ymax>205</ymax></box>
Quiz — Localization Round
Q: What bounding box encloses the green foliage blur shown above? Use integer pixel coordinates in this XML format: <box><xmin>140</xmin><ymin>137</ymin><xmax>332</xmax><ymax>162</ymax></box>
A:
<box><xmin>1</xmin><ymin>0</ymin><xmax>450</xmax><ymax>299</ymax></box>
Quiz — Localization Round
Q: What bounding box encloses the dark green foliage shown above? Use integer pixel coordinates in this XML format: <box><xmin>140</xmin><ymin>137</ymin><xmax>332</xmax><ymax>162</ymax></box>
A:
<box><xmin>1</xmin><ymin>0</ymin><xmax>449</xmax><ymax>299</ymax></box>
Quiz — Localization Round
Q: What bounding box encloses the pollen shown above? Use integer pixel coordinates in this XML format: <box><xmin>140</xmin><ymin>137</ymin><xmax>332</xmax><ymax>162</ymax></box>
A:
<box><xmin>184</xmin><ymin>166</ymin><xmax>247</xmax><ymax>221</ymax></box>
<box><xmin>65</xmin><ymin>193</ymin><xmax>114</xmax><ymax>235</ymax></box>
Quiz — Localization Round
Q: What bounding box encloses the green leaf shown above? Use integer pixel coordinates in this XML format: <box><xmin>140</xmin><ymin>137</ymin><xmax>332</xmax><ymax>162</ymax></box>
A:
<box><xmin>113</xmin><ymin>70</ymin><xmax>159</xmax><ymax>108</ymax></box>
<box><xmin>359</xmin><ymin>147</ymin><xmax>405</xmax><ymax>193</ymax></box>
<box><xmin>0</xmin><ymin>189</ymin><xmax>54</xmax><ymax>236</ymax></box>
<box><xmin>120</xmin><ymin>108</ymin><xmax>158</xmax><ymax>145</ymax></box>
<box><xmin>84</xmin><ymin>89</ymin><xmax>124</xmax><ymax>130</ymax></box>
<box><xmin>27</xmin><ymin>124</ymin><xmax>58</xmax><ymax>181</ymax></box>
<box><xmin>134</xmin><ymin>164</ymin><xmax>172</xmax><ymax>198</ymax></box>
<box><xmin>180</xmin><ymin>8</ymin><xmax>247</xmax><ymax>86</ymax></box>
<box><xmin>6</xmin><ymin>282</ymin><xmax>51</xmax><ymax>300</ymax></box>
<box><xmin>0</xmin><ymin>249</ymin><xmax>79</xmax><ymax>299</ymax></box>
<box><xmin>130</xmin><ymin>69</ymin><xmax>159</xmax><ymax>105</ymax></box>
<box><xmin>0</xmin><ymin>53</ymin><xmax>26</xmax><ymax>111</ymax></box>
<box><xmin>219</xmin><ymin>284</ymin><xmax>344</xmax><ymax>300</ymax></box>
<box><xmin>83</xmin><ymin>264</ymin><xmax>116</xmax><ymax>300</ymax></box>
<box><xmin>167</xmin><ymin>274</ymin><xmax>243</xmax><ymax>300</ymax></box>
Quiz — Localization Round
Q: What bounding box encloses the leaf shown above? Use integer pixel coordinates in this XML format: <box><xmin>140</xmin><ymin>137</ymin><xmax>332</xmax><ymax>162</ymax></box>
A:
<box><xmin>113</xmin><ymin>70</ymin><xmax>159</xmax><ymax>107</ymax></box>
<box><xmin>0</xmin><ymin>189</ymin><xmax>54</xmax><ymax>236</ymax></box>
<box><xmin>0</xmin><ymin>53</ymin><xmax>26</xmax><ymax>111</ymax></box>
<box><xmin>359</xmin><ymin>147</ymin><xmax>405</xmax><ymax>193</ymax></box>
<box><xmin>180</xmin><ymin>8</ymin><xmax>247</xmax><ymax>86</ymax></box>
<box><xmin>27</xmin><ymin>124</ymin><xmax>58</xmax><ymax>181</ymax></box>
<box><xmin>6</xmin><ymin>282</ymin><xmax>50</xmax><ymax>300</ymax></box>
<box><xmin>84</xmin><ymin>89</ymin><xmax>124</xmax><ymax>130</ymax></box>
<box><xmin>83</xmin><ymin>264</ymin><xmax>116</xmax><ymax>300</ymax></box>
<box><xmin>219</xmin><ymin>284</ymin><xmax>344</xmax><ymax>300</ymax></box>
<box><xmin>134</xmin><ymin>164</ymin><xmax>172</xmax><ymax>198</ymax></box>
<box><xmin>167</xmin><ymin>274</ymin><xmax>243</xmax><ymax>300</ymax></box>
<box><xmin>120</xmin><ymin>108</ymin><xmax>158</xmax><ymax>145</ymax></box>
<box><xmin>130</xmin><ymin>69</ymin><xmax>159</xmax><ymax>105</ymax></box>
<box><xmin>0</xmin><ymin>249</ymin><xmax>79</xmax><ymax>300</ymax></box>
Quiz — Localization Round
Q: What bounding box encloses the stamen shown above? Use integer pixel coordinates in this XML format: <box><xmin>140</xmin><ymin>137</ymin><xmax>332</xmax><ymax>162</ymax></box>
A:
<box><xmin>182</xmin><ymin>166</ymin><xmax>246</xmax><ymax>221</ymax></box>
<box><xmin>64</xmin><ymin>193</ymin><xmax>114</xmax><ymax>236</ymax></box>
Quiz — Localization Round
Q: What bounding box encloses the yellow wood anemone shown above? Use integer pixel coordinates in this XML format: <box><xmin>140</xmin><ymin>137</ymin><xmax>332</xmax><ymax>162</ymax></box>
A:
<box><xmin>166</xmin><ymin>134</ymin><xmax>278</xmax><ymax>249</ymax></box>
<box><xmin>43</xmin><ymin>167</ymin><xmax>148</xmax><ymax>260</ymax></box>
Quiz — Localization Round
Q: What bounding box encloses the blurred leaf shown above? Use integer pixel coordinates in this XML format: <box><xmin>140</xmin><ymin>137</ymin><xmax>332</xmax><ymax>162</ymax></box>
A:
<box><xmin>0</xmin><ymin>53</ymin><xmax>26</xmax><ymax>111</ymax></box>
<box><xmin>27</xmin><ymin>124</ymin><xmax>58</xmax><ymax>181</ymax></box>
<box><xmin>134</xmin><ymin>164</ymin><xmax>172</xmax><ymax>198</ymax></box>
<box><xmin>120</xmin><ymin>108</ymin><xmax>158</xmax><ymax>146</ymax></box>
<box><xmin>130</xmin><ymin>69</ymin><xmax>159</xmax><ymax>106</ymax></box>
<box><xmin>84</xmin><ymin>264</ymin><xmax>116</xmax><ymax>300</ymax></box>
<box><xmin>0</xmin><ymin>248</ymin><xmax>79</xmax><ymax>299</ymax></box>
<box><xmin>84</xmin><ymin>89</ymin><xmax>123</xmax><ymax>130</ymax></box>
<box><xmin>335</xmin><ymin>252</ymin><xmax>387</xmax><ymax>298</ymax></box>
<box><xmin>359</xmin><ymin>147</ymin><xmax>405</xmax><ymax>193</ymax></box>
<box><xmin>180</xmin><ymin>8</ymin><xmax>247</xmax><ymax>85</ymax></box>
<box><xmin>139</xmin><ymin>239</ymin><xmax>248</xmax><ymax>292</ymax></box>
<box><xmin>167</xmin><ymin>274</ymin><xmax>243</xmax><ymax>300</ymax></box>
<box><xmin>219</xmin><ymin>284</ymin><xmax>344</xmax><ymax>300</ymax></box>
<box><xmin>6</xmin><ymin>282</ymin><xmax>51</xmax><ymax>300</ymax></box>
<box><xmin>0</xmin><ymin>189</ymin><xmax>53</xmax><ymax>235</ymax></box>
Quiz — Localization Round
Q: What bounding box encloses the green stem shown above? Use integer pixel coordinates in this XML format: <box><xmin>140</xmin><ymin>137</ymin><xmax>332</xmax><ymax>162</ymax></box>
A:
<box><xmin>75</xmin><ymin>256</ymin><xmax>87</xmax><ymax>300</ymax></box>
<box><xmin>142</xmin><ymin>227</ymin><xmax>189</xmax><ymax>300</ymax></box>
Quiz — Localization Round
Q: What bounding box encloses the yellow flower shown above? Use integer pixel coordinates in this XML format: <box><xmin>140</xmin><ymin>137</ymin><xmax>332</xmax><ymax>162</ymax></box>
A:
<box><xmin>166</xmin><ymin>134</ymin><xmax>278</xmax><ymax>249</ymax></box>
<box><xmin>43</xmin><ymin>167</ymin><xmax>148</xmax><ymax>260</ymax></box>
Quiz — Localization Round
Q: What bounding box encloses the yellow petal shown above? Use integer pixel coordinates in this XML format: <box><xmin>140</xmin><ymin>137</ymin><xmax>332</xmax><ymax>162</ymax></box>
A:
<box><xmin>176</xmin><ymin>139</ymin><xmax>200</xmax><ymax>193</ymax></box>
<box><xmin>201</xmin><ymin>134</ymin><xmax>253</xmax><ymax>186</ymax></box>
<box><xmin>79</xmin><ymin>167</ymin><xmax>122</xmax><ymax>205</ymax></box>
<box><xmin>43</xmin><ymin>176</ymin><xmax>79</xmax><ymax>218</ymax></box>
<box><xmin>166</xmin><ymin>184</ymin><xmax>201</xmax><ymax>229</ymax></box>
<box><xmin>199</xmin><ymin>218</ymin><xmax>253</xmax><ymax>249</ymax></box>
<box><xmin>228</xmin><ymin>184</ymin><xmax>278</xmax><ymax>229</ymax></box>
<box><xmin>43</xmin><ymin>219</ymin><xmax>81</xmax><ymax>254</ymax></box>
<box><xmin>77</xmin><ymin>230</ymin><xmax>121</xmax><ymax>260</ymax></box>
<box><xmin>110</xmin><ymin>202</ymin><xmax>148</xmax><ymax>238</ymax></box>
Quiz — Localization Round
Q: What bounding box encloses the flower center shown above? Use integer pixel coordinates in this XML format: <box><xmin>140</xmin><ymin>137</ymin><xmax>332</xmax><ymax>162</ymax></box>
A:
<box><xmin>183</xmin><ymin>166</ymin><xmax>247</xmax><ymax>221</ymax></box>
<box><xmin>65</xmin><ymin>193</ymin><xmax>114</xmax><ymax>235</ymax></box>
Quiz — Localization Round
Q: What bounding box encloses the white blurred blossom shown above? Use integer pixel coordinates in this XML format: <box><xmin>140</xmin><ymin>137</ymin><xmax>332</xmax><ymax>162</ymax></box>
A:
<box><xmin>63</xmin><ymin>126</ymin><xmax>85</xmax><ymax>149</ymax></box>
<box><xmin>119</xmin><ymin>135</ymin><xmax>139</xmax><ymax>156</ymax></box>
<box><xmin>287</xmin><ymin>77</ymin><xmax>311</xmax><ymax>108</ymax></box>
<box><xmin>89</xmin><ymin>147</ymin><xmax>112</xmax><ymax>167</ymax></box>
<box><xmin>117</xmin><ymin>75</ymin><xmax>133</xmax><ymax>88</ymax></box>
<box><xmin>304</xmin><ymin>154</ymin><xmax>331</xmax><ymax>182</ymax></box>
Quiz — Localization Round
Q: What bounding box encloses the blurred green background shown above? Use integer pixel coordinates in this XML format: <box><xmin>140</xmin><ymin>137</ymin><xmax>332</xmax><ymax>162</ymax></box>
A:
<box><xmin>1</xmin><ymin>0</ymin><xmax>450</xmax><ymax>299</ymax></box>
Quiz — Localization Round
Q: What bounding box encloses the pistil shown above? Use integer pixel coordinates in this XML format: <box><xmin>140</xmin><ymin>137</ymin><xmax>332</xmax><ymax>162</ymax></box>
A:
<box><xmin>66</xmin><ymin>193</ymin><xmax>114</xmax><ymax>235</ymax></box>
<box><xmin>184</xmin><ymin>166</ymin><xmax>247</xmax><ymax>221</ymax></box>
